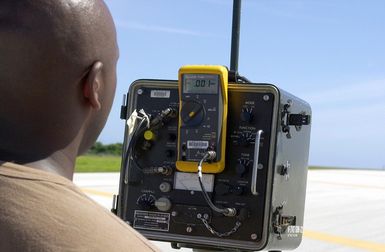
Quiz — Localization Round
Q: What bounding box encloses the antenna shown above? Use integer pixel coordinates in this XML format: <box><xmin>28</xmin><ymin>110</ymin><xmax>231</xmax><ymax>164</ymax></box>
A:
<box><xmin>230</xmin><ymin>0</ymin><xmax>242</xmax><ymax>73</ymax></box>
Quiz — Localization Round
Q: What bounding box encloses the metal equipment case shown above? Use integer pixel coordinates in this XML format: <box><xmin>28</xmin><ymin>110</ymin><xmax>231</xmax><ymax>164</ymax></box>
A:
<box><xmin>115</xmin><ymin>79</ymin><xmax>311</xmax><ymax>251</ymax></box>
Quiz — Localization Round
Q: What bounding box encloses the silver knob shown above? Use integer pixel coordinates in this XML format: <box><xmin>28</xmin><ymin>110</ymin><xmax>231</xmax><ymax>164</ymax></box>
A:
<box><xmin>159</xmin><ymin>182</ymin><xmax>171</xmax><ymax>193</ymax></box>
<box><xmin>155</xmin><ymin>197</ymin><xmax>172</xmax><ymax>212</ymax></box>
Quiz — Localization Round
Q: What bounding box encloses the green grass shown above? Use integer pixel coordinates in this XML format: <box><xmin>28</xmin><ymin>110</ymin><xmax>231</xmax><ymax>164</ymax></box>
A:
<box><xmin>74</xmin><ymin>155</ymin><xmax>364</xmax><ymax>173</ymax></box>
<box><xmin>75</xmin><ymin>155</ymin><xmax>121</xmax><ymax>172</ymax></box>
<box><xmin>308</xmin><ymin>166</ymin><xmax>337</xmax><ymax>170</ymax></box>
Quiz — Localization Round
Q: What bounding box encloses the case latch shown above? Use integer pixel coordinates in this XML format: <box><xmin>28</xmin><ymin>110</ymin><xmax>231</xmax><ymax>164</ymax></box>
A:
<box><xmin>281</xmin><ymin>100</ymin><xmax>311</xmax><ymax>138</ymax></box>
<box><xmin>288</xmin><ymin>114</ymin><xmax>311</xmax><ymax>126</ymax></box>
<box><xmin>272</xmin><ymin>204</ymin><xmax>296</xmax><ymax>240</ymax></box>
<box><xmin>120</xmin><ymin>94</ymin><xmax>128</xmax><ymax>120</ymax></box>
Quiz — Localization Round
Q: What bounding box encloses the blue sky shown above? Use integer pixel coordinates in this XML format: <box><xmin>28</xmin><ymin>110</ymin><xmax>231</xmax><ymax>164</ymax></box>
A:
<box><xmin>100</xmin><ymin>0</ymin><xmax>385</xmax><ymax>169</ymax></box>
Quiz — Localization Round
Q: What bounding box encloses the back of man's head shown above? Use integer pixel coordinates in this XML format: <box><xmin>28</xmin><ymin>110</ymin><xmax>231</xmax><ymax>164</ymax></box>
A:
<box><xmin>0</xmin><ymin>0</ymin><xmax>118</xmax><ymax>176</ymax></box>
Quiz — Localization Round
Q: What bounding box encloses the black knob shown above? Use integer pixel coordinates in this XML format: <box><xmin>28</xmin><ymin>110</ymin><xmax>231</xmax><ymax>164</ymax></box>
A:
<box><xmin>168</xmin><ymin>133</ymin><xmax>177</xmax><ymax>142</ymax></box>
<box><xmin>241</xmin><ymin>108</ymin><xmax>253</xmax><ymax>123</ymax></box>
<box><xmin>236</xmin><ymin>163</ymin><xmax>247</xmax><ymax>177</ymax></box>
<box><xmin>136</xmin><ymin>194</ymin><xmax>156</xmax><ymax>210</ymax></box>
<box><xmin>238</xmin><ymin>134</ymin><xmax>248</xmax><ymax>146</ymax></box>
<box><xmin>233</xmin><ymin>185</ymin><xmax>244</xmax><ymax>196</ymax></box>
<box><xmin>236</xmin><ymin>159</ymin><xmax>250</xmax><ymax>177</ymax></box>
<box><xmin>238</xmin><ymin>132</ymin><xmax>253</xmax><ymax>146</ymax></box>
<box><xmin>215</xmin><ymin>183</ymin><xmax>231</xmax><ymax>196</ymax></box>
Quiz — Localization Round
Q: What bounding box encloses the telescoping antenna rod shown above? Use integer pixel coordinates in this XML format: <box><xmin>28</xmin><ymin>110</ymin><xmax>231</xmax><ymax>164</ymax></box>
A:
<box><xmin>230</xmin><ymin>0</ymin><xmax>242</xmax><ymax>73</ymax></box>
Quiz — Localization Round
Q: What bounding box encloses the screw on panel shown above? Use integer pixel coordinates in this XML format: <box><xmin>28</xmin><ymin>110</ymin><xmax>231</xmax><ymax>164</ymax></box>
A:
<box><xmin>203</xmin><ymin>213</ymin><xmax>209</xmax><ymax>220</ymax></box>
<box><xmin>257</xmin><ymin>163</ymin><xmax>263</xmax><ymax>169</ymax></box>
<box><xmin>251</xmin><ymin>233</ymin><xmax>258</xmax><ymax>240</ymax></box>
<box><xmin>197</xmin><ymin>213</ymin><xmax>202</xmax><ymax>219</ymax></box>
<box><xmin>186</xmin><ymin>226</ymin><xmax>193</xmax><ymax>233</ymax></box>
<box><xmin>137</xmin><ymin>88</ymin><xmax>143</xmax><ymax>95</ymax></box>
<box><xmin>171</xmin><ymin>211</ymin><xmax>178</xmax><ymax>217</ymax></box>
<box><xmin>190</xmin><ymin>191</ymin><xmax>195</xmax><ymax>195</ymax></box>
<box><xmin>263</xmin><ymin>95</ymin><xmax>270</xmax><ymax>101</ymax></box>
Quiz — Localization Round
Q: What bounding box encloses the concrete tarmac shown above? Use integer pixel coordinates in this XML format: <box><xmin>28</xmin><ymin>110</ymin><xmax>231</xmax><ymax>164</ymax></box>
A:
<box><xmin>74</xmin><ymin>169</ymin><xmax>385</xmax><ymax>252</ymax></box>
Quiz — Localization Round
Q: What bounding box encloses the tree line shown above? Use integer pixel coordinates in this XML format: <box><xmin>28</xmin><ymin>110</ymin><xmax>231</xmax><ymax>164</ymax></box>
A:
<box><xmin>88</xmin><ymin>142</ymin><xmax>123</xmax><ymax>156</ymax></box>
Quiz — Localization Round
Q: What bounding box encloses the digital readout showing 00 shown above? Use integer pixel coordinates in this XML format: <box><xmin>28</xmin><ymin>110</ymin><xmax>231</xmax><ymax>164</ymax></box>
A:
<box><xmin>183</xmin><ymin>74</ymin><xmax>219</xmax><ymax>94</ymax></box>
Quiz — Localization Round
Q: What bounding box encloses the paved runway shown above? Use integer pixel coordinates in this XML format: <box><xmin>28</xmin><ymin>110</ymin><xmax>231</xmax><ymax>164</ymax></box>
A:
<box><xmin>74</xmin><ymin>169</ymin><xmax>385</xmax><ymax>252</ymax></box>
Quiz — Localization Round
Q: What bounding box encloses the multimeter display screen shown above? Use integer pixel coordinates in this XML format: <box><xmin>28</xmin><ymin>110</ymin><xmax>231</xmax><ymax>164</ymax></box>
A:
<box><xmin>183</xmin><ymin>74</ymin><xmax>219</xmax><ymax>94</ymax></box>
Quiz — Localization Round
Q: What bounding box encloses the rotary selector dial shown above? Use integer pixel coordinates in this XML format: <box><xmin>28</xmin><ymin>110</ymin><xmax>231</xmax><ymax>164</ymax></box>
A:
<box><xmin>236</xmin><ymin>159</ymin><xmax>251</xmax><ymax>177</ymax></box>
<box><xmin>240</xmin><ymin>107</ymin><xmax>254</xmax><ymax>123</ymax></box>
<box><xmin>180</xmin><ymin>100</ymin><xmax>205</xmax><ymax>127</ymax></box>
<box><xmin>136</xmin><ymin>194</ymin><xmax>156</xmax><ymax>210</ymax></box>
<box><xmin>238</xmin><ymin>132</ymin><xmax>254</xmax><ymax>146</ymax></box>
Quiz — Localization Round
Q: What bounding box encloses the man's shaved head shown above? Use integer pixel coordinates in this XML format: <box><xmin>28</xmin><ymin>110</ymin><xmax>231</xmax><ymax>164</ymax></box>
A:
<box><xmin>0</xmin><ymin>0</ymin><xmax>118</xmax><ymax>175</ymax></box>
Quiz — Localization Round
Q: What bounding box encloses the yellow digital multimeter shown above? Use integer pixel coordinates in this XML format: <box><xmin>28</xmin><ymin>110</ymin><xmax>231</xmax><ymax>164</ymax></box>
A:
<box><xmin>176</xmin><ymin>65</ymin><xmax>228</xmax><ymax>173</ymax></box>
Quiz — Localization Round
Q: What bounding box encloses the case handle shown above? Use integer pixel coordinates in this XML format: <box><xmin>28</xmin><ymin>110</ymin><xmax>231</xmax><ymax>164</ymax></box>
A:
<box><xmin>251</xmin><ymin>130</ymin><xmax>263</xmax><ymax>195</ymax></box>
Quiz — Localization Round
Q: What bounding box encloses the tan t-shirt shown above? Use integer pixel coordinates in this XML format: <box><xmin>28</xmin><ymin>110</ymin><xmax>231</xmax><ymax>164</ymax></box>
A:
<box><xmin>0</xmin><ymin>162</ymin><xmax>160</xmax><ymax>252</ymax></box>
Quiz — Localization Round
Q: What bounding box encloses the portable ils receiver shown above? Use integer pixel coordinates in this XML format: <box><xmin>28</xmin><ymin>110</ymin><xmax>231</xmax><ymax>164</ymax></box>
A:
<box><xmin>114</xmin><ymin>1</ymin><xmax>312</xmax><ymax>251</ymax></box>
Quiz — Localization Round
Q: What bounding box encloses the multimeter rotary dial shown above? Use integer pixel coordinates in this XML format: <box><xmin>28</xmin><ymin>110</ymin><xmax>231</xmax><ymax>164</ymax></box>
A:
<box><xmin>180</xmin><ymin>100</ymin><xmax>205</xmax><ymax>127</ymax></box>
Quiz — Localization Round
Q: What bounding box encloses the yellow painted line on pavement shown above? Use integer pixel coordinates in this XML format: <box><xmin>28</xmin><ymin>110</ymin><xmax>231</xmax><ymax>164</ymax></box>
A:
<box><xmin>304</xmin><ymin>230</ymin><xmax>385</xmax><ymax>252</ymax></box>
<box><xmin>82</xmin><ymin>188</ymin><xmax>385</xmax><ymax>251</ymax></box>
<box><xmin>81</xmin><ymin>188</ymin><xmax>114</xmax><ymax>197</ymax></box>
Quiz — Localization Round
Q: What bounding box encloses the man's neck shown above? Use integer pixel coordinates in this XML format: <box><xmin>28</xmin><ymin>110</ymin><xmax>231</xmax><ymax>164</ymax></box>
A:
<box><xmin>24</xmin><ymin>151</ymin><xmax>76</xmax><ymax>180</ymax></box>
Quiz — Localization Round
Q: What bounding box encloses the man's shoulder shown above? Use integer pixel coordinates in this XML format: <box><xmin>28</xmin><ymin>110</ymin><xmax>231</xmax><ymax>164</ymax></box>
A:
<box><xmin>0</xmin><ymin>162</ymin><xmax>160</xmax><ymax>252</ymax></box>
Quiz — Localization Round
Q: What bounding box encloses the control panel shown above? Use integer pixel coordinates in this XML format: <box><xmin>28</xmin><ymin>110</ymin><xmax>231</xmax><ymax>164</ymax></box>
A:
<box><xmin>117</xmin><ymin>79</ymin><xmax>311</xmax><ymax>251</ymax></box>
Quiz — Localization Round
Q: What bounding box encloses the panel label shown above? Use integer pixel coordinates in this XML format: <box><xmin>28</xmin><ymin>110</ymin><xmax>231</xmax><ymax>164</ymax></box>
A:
<box><xmin>287</xmin><ymin>225</ymin><xmax>304</xmax><ymax>238</ymax></box>
<box><xmin>133</xmin><ymin>210</ymin><xmax>170</xmax><ymax>232</ymax></box>
<box><xmin>150</xmin><ymin>90</ymin><xmax>170</xmax><ymax>98</ymax></box>
<box><xmin>187</xmin><ymin>140</ymin><xmax>209</xmax><ymax>149</ymax></box>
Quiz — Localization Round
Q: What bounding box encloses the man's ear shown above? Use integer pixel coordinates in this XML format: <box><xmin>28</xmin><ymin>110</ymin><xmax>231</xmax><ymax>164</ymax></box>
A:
<box><xmin>82</xmin><ymin>61</ymin><xmax>104</xmax><ymax>110</ymax></box>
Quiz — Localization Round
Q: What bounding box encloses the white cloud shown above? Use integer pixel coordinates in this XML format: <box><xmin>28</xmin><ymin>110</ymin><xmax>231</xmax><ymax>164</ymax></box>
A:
<box><xmin>299</xmin><ymin>79</ymin><xmax>385</xmax><ymax>106</ymax></box>
<box><xmin>195</xmin><ymin>0</ymin><xmax>230</xmax><ymax>6</ymax></box>
<box><xmin>301</xmin><ymin>79</ymin><xmax>385</xmax><ymax>168</ymax></box>
<box><xmin>116</xmin><ymin>21</ymin><xmax>216</xmax><ymax>37</ymax></box>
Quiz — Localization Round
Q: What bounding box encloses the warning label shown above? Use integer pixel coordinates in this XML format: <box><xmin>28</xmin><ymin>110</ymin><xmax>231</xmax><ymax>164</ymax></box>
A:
<box><xmin>133</xmin><ymin>210</ymin><xmax>170</xmax><ymax>232</ymax></box>
<box><xmin>287</xmin><ymin>225</ymin><xmax>303</xmax><ymax>238</ymax></box>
